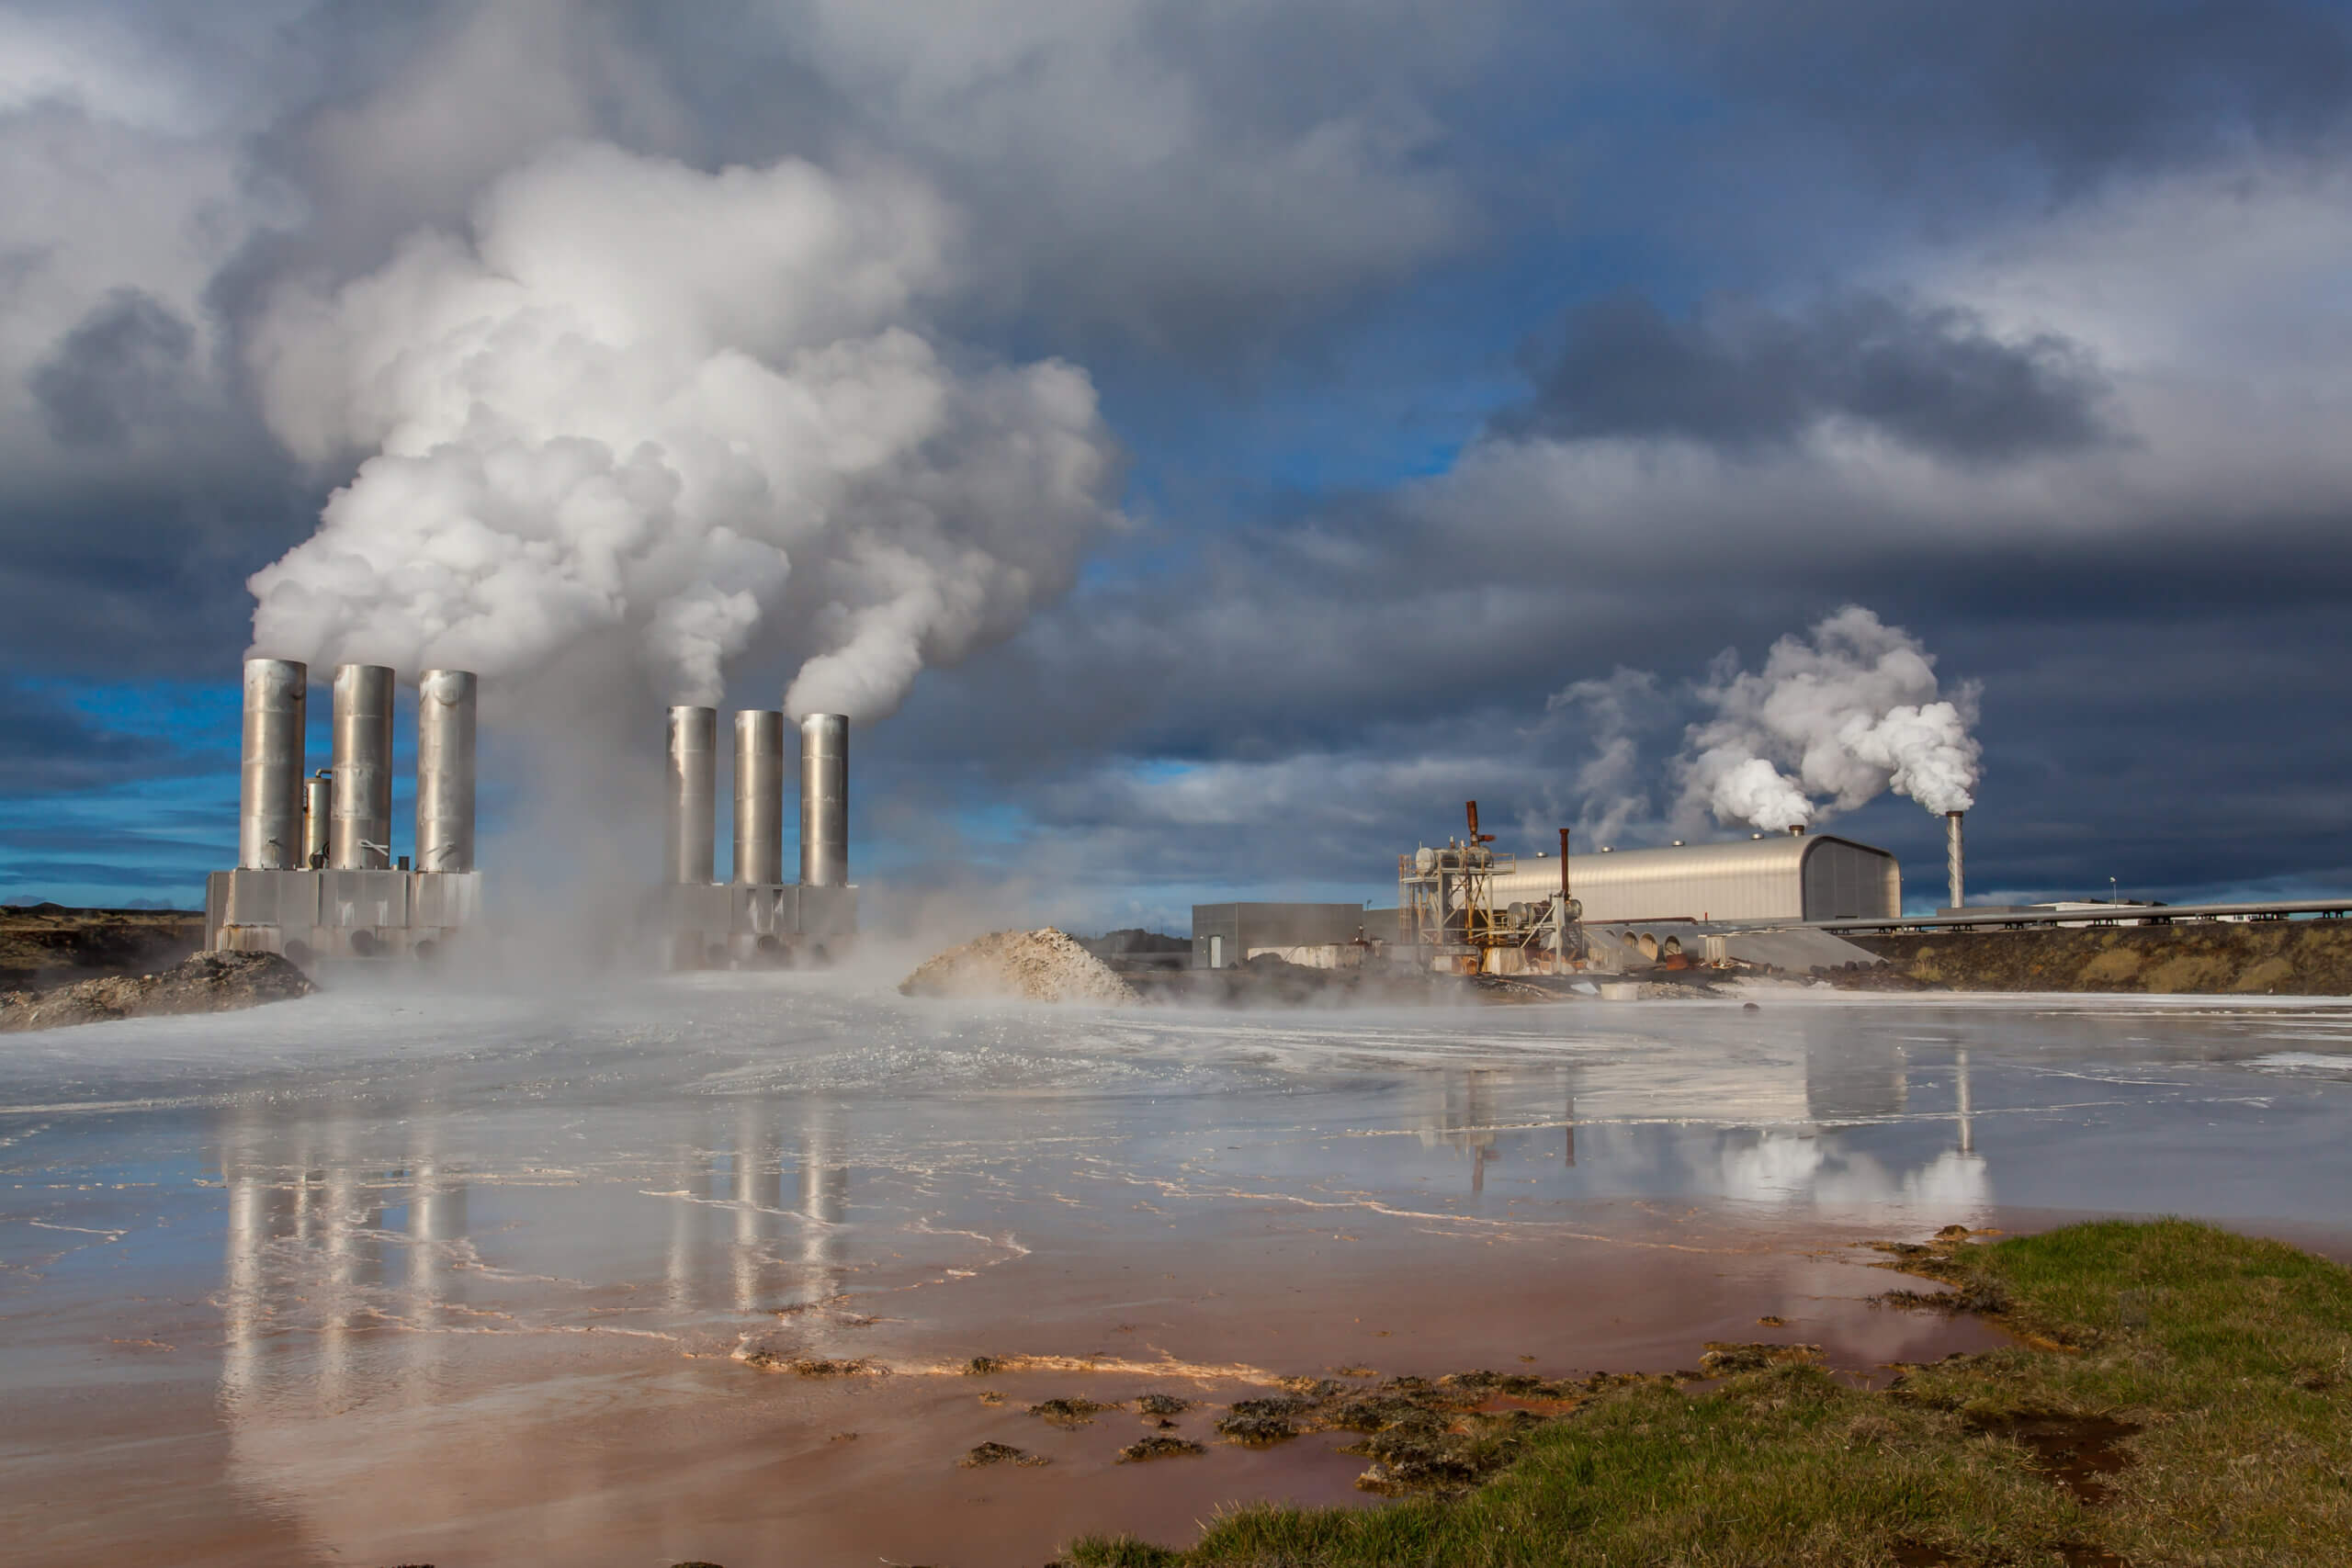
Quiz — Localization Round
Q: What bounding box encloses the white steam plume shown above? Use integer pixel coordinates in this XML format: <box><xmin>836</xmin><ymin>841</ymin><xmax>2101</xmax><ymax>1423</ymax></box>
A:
<box><xmin>1677</xmin><ymin>604</ymin><xmax>1981</xmax><ymax>830</ymax></box>
<box><xmin>245</xmin><ymin>140</ymin><xmax>1122</xmax><ymax>717</ymax></box>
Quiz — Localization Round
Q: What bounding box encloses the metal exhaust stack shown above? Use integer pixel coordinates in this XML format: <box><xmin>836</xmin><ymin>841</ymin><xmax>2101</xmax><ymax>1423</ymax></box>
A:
<box><xmin>330</xmin><ymin>664</ymin><xmax>395</xmax><ymax>871</ymax></box>
<box><xmin>415</xmin><ymin>670</ymin><xmax>478</xmax><ymax>873</ymax></box>
<box><xmin>238</xmin><ymin>659</ymin><xmax>307</xmax><ymax>870</ymax></box>
<box><xmin>303</xmin><ymin>772</ymin><xmax>331</xmax><ymax>867</ymax></box>
<box><xmin>799</xmin><ymin>714</ymin><xmax>849</xmax><ymax>887</ymax></box>
<box><xmin>666</xmin><ymin>706</ymin><xmax>718</xmax><ymax>885</ymax></box>
<box><xmin>733</xmin><ymin>710</ymin><xmax>786</xmax><ymax>885</ymax></box>
<box><xmin>1946</xmin><ymin>810</ymin><xmax>1965</xmax><ymax>910</ymax></box>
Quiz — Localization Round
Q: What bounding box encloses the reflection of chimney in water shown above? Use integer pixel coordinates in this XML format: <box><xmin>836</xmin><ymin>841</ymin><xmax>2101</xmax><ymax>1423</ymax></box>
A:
<box><xmin>1564</xmin><ymin>1096</ymin><xmax>1577</xmax><ymax>1168</ymax></box>
<box><xmin>220</xmin><ymin>1106</ymin><xmax>269</xmax><ymax>1409</ymax></box>
<box><xmin>733</xmin><ymin>1102</ymin><xmax>781</xmax><ymax>1313</ymax></box>
<box><xmin>1956</xmin><ymin>1048</ymin><xmax>1974</xmax><ymax>1156</ymax></box>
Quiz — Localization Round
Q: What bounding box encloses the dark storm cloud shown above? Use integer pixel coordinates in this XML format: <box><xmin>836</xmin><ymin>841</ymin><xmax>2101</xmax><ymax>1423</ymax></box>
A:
<box><xmin>1500</xmin><ymin>292</ymin><xmax>2115</xmax><ymax>461</ymax></box>
<box><xmin>1653</xmin><ymin>0</ymin><xmax>2352</xmax><ymax>183</ymax></box>
<box><xmin>30</xmin><ymin>289</ymin><xmax>198</xmax><ymax>447</ymax></box>
<box><xmin>0</xmin><ymin>682</ymin><xmax>206</xmax><ymax>793</ymax></box>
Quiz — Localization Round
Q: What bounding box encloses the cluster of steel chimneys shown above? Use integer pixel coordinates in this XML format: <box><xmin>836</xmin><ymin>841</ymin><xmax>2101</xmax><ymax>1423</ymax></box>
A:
<box><xmin>663</xmin><ymin>707</ymin><xmax>849</xmax><ymax>888</ymax></box>
<box><xmin>238</xmin><ymin>659</ymin><xmax>477</xmax><ymax>874</ymax></box>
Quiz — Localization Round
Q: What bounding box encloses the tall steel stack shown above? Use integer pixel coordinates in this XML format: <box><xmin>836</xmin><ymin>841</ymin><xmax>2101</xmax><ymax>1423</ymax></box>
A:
<box><xmin>1945</xmin><ymin>810</ymin><xmax>1966</xmax><ymax>911</ymax></box>
<box><xmin>654</xmin><ymin>705</ymin><xmax>858</xmax><ymax>967</ymax></box>
<box><xmin>208</xmin><ymin>659</ymin><xmax>483</xmax><ymax>958</ymax></box>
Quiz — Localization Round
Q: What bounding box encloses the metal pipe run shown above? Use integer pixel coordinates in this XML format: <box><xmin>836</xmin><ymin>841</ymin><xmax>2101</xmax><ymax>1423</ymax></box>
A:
<box><xmin>415</xmin><ymin>670</ymin><xmax>478</xmax><ymax>873</ymax></box>
<box><xmin>303</xmin><ymin>772</ymin><xmax>332</xmax><ymax>867</ymax></box>
<box><xmin>666</xmin><ymin>705</ymin><xmax>718</xmax><ymax>885</ymax></box>
<box><xmin>238</xmin><ymin>659</ymin><xmax>307</xmax><ymax>870</ymax></box>
<box><xmin>733</xmin><ymin>710</ymin><xmax>786</xmax><ymax>886</ymax></box>
<box><xmin>331</xmin><ymin>665</ymin><xmax>396</xmax><ymax>871</ymax></box>
<box><xmin>1946</xmin><ymin>811</ymin><xmax>1965</xmax><ymax>911</ymax></box>
<box><xmin>798</xmin><ymin>713</ymin><xmax>849</xmax><ymax>887</ymax></box>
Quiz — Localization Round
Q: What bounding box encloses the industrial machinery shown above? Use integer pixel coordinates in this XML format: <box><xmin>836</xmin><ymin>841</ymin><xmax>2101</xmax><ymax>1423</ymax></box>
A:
<box><xmin>1397</xmin><ymin>803</ymin><xmax>1584</xmax><ymax>975</ymax></box>
<box><xmin>649</xmin><ymin>707</ymin><xmax>858</xmax><ymax>968</ymax></box>
<box><xmin>206</xmin><ymin>660</ymin><xmax>482</xmax><ymax>959</ymax></box>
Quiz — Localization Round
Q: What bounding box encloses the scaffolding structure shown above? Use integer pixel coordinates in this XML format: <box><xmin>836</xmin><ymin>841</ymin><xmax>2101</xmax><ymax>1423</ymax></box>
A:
<box><xmin>1397</xmin><ymin>804</ymin><xmax>1585</xmax><ymax>975</ymax></box>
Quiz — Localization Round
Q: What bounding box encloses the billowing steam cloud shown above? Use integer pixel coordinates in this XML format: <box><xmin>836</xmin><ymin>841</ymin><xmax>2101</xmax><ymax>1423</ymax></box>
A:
<box><xmin>1678</xmin><ymin>604</ymin><xmax>1981</xmax><ymax>830</ymax></box>
<box><xmin>245</xmin><ymin>141</ymin><xmax>1122</xmax><ymax>718</ymax></box>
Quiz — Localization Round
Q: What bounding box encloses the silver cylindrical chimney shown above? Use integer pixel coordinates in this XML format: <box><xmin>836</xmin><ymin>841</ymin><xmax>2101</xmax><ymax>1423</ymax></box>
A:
<box><xmin>302</xmin><ymin>772</ymin><xmax>332</xmax><ymax>867</ymax></box>
<box><xmin>733</xmin><ymin>710</ymin><xmax>786</xmax><ymax>886</ymax></box>
<box><xmin>799</xmin><ymin>713</ymin><xmax>849</xmax><ymax>887</ymax></box>
<box><xmin>666</xmin><ymin>705</ymin><xmax>718</xmax><ymax>885</ymax></box>
<box><xmin>237</xmin><ymin>659</ymin><xmax>306</xmax><ymax>869</ymax></box>
<box><xmin>330</xmin><ymin>664</ymin><xmax>396</xmax><ymax>871</ymax></box>
<box><xmin>415</xmin><ymin>669</ymin><xmax>478</xmax><ymax>874</ymax></box>
<box><xmin>1946</xmin><ymin>810</ymin><xmax>1965</xmax><ymax>910</ymax></box>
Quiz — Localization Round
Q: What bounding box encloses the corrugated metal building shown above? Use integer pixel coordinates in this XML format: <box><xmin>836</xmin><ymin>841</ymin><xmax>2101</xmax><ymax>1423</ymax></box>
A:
<box><xmin>1486</xmin><ymin>834</ymin><xmax>1900</xmax><ymax>924</ymax></box>
<box><xmin>1192</xmin><ymin>902</ymin><xmax>1374</xmax><ymax>968</ymax></box>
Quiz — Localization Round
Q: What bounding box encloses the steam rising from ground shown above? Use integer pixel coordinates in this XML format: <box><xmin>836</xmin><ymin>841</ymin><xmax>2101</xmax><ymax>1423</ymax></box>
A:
<box><xmin>1677</xmin><ymin>605</ymin><xmax>1981</xmax><ymax>830</ymax></box>
<box><xmin>245</xmin><ymin>141</ymin><xmax>1122</xmax><ymax>718</ymax></box>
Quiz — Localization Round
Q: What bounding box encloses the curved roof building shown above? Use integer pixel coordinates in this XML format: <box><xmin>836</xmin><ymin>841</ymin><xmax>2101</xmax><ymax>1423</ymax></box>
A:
<box><xmin>1487</xmin><ymin>833</ymin><xmax>1900</xmax><ymax>925</ymax></box>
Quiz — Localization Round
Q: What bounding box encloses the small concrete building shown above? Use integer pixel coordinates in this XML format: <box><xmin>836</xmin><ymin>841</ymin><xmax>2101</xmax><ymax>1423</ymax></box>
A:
<box><xmin>1192</xmin><ymin>902</ymin><xmax>1374</xmax><ymax>968</ymax></box>
<box><xmin>1486</xmin><ymin>833</ymin><xmax>1900</xmax><ymax>925</ymax></box>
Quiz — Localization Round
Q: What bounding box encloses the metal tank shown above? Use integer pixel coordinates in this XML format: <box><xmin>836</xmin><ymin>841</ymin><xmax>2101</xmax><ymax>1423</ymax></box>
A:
<box><xmin>415</xmin><ymin>670</ymin><xmax>479</xmax><ymax>873</ymax></box>
<box><xmin>666</xmin><ymin>706</ymin><xmax>718</xmax><ymax>885</ymax></box>
<box><xmin>798</xmin><ymin>714</ymin><xmax>849</xmax><ymax>887</ymax></box>
<box><xmin>237</xmin><ymin>659</ymin><xmax>307</xmax><ymax>870</ymax></box>
<box><xmin>330</xmin><ymin>665</ymin><xmax>397</xmax><ymax>871</ymax></box>
<box><xmin>302</xmin><ymin>772</ymin><xmax>332</xmax><ymax>867</ymax></box>
<box><xmin>733</xmin><ymin>710</ymin><xmax>786</xmax><ymax>886</ymax></box>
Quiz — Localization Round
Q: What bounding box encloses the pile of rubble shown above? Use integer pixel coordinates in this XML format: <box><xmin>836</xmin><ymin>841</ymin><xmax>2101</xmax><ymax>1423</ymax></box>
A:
<box><xmin>1</xmin><ymin>951</ymin><xmax>313</xmax><ymax>1033</ymax></box>
<box><xmin>899</xmin><ymin>928</ymin><xmax>1139</xmax><ymax>1005</ymax></box>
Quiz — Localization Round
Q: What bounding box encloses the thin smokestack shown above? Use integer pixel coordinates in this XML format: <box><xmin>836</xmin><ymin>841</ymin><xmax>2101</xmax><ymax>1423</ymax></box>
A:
<box><xmin>238</xmin><ymin>659</ymin><xmax>306</xmax><ymax>870</ymax></box>
<box><xmin>330</xmin><ymin>664</ymin><xmax>395</xmax><ymax>871</ymax></box>
<box><xmin>303</xmin><ymin>772</ymin><xmax>331</xmax><ymax>866</ymax></box>
<box><xmin>799</xmin><ymin>714</ymin><xmax>848</xmax><ymax>887</ymax></box>
<box><xmin>414</xmin><ymin>670</ymin><xmax>478</xmax><ymax>874</ymax></box>
<box><xmin>733</xmin><ymin>710</ymin><xmax>786</xmax><ymax>886</ymax></box>
<box><xmin>665</xmin><ymin>706</ymin><xmax>718</xmax><ymax>886</ymax></box>
<box><xmin>1946</xmin><ymin>810</ymin><xmax>1965</xmax><ymax>909</ymax></box>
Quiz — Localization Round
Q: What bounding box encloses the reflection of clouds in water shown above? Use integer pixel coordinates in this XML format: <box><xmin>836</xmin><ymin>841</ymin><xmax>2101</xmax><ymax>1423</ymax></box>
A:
<box><xmin>1716</xmin><ymin>1133</ymin><xmax>1989</xmax><ymax>1220</ymax></box>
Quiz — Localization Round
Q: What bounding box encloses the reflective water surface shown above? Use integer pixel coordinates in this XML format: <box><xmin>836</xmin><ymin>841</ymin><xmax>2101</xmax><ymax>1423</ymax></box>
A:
<box><xmin>4</xmin><ymin>977</ymin><xmax>2349</xmax><ymax>1566</ymax></box>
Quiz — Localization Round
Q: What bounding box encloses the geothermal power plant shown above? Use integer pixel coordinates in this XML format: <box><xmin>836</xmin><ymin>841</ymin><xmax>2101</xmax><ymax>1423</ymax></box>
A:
<box><xmin>204</xmin><ymin>660</ymin><xmax>856</xmax><ymax>965</ymax></box>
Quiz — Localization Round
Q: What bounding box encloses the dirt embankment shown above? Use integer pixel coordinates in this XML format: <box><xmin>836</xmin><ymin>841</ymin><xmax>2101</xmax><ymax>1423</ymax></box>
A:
<box><xmin>0</xmin><ymin>904</ymin><xmax>206</xmax><ymax>991</ymax></box>
<box><xmin>0</xmin><ymin>950</ymin><xmax>313</xmax><ymax>1033</ymax></box>
<box><xmin>1850</xmin><ymin>919</ymin><xmax>2352</xmax><ymax>996</ymax></box>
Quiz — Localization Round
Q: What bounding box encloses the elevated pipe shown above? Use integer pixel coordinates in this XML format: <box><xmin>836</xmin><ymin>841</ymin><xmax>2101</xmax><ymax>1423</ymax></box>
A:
<box><xmin>733</xmin><ymin>710</ymin><xmax>786</xmax><ymax>886</ymax></box>
<box><xmin>798</xmin><ymin>714</ymin><xmax>848</xmax><ymax>887</ymax></box>
<box><xmin>415</xmin><ymin>670</ymin><xmax>478</xmax><ymax>874</ymax></box>
<box><xmin>665</xmin><ymin>705</ymin><xmax>718</xmax><ymax>885</ymax></box>
<box><xmin>330</xmin><ymin>664</ymin><xmax>395</xmax><ymax>872</ymax></box>
<box><xmin>238</xmin><ymin>659</ymin><xmax>307</xmax><ymax>870</ymax></box>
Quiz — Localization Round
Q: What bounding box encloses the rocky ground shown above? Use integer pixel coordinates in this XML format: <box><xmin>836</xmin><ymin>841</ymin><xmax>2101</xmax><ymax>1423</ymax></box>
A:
<box><xmin>0</xmin><ymin>950</ymin><xmax>313</xmax><ymax>1033</ymax></box>
<box><xmin>0</xmin><ymin>903</ymin><xmax>205</xmax><ymax>990</ymax></box>
<box><xmin>1851</xmin><ymin>919</ymin><xmax>2352</xmax><ymax>996</ymax></box>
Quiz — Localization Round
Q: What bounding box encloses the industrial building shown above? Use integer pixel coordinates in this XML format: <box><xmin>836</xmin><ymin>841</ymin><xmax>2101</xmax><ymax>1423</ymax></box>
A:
<box><xmin>207</xmin><ymin>660</ymin><xmax>482</xmax><ymax>958</ymax></box>
<box><xmin>1486</xmin><ymin>831</ymin><xmax>1901</xmax><ymax>925</ymax></box>
<box><xmin>1191</xmin><ymin>902</ymin><xmax>1376</xmax><ymax>968</ymax></box>
<box><xmin>651</xmin><ymin>706</ymin><xmax>857</xmax><ymax>967</ymax></box>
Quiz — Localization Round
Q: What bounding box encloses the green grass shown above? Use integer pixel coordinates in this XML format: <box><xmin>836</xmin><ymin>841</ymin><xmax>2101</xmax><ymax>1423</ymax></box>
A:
<box><xmin>1065</xmin><ymin>1221</ymin><xmax>2352</xmax><ymax>1567</ymax></box>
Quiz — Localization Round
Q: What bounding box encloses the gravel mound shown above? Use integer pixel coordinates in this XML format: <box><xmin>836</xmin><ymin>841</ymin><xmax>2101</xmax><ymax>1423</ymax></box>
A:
<box><xmin>0</xmin><ymin>950</ymin><xmax>314</xmax><ymax>1033</ymax></box>
<box><xmin>899</xmin><ymin>928</ymin><xmax>1139</xmax><ymax>1005</ymax></box>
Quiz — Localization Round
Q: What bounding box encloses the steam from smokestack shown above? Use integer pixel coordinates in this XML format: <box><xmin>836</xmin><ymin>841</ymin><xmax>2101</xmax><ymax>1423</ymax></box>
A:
<box><xmin>1678</xmin><ymin>604</ymin><xmax>1981</xmax><ymax>832</ymax></box>
<box><xmin>243</xmin><ymin>141</ymin><xmax>1122</xmax><ymax>721</ymax></box>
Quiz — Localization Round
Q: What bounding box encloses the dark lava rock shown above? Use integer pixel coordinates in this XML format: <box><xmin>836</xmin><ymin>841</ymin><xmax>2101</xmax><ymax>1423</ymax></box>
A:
<box><xmin>1134</xmin><ymin>1392</ymin><xmax>1193</xmax><ymax>1417</ymax></box>
<box><xmin>959</xmin><ymin>1441</ymin><xmax>1047</xmax><ymax>1468</ymax></box>
<box><xmin>1028</xmin><ymin>1396</ymin><xmax>1114</xmax><ymax>1426</ymax></box>
<box><xmin>0</xmin><ymin>950</ymin><xmax>312</xmax><ymax>1033</ymax></box>
<box><xmin>1116</xmin><ymin>1434</ymin><xmax>1205</xmax><ymax>1462</ymax></box>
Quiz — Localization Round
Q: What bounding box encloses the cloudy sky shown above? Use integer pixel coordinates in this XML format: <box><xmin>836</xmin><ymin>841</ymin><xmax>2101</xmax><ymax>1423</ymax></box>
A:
<box><xmin>4</xmin><ymin>0</ymin><xmax>2350</xmax><ymax>925</ymax></box>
